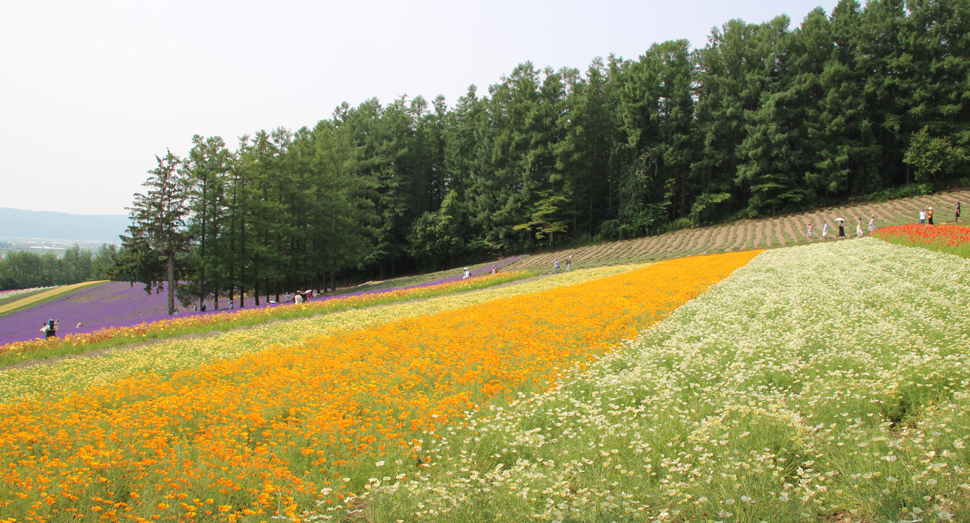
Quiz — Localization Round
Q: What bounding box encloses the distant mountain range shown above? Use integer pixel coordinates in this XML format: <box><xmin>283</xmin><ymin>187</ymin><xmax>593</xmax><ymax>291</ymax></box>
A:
<box><xmin>0</xmin><ymin>208</ymin><xmax>128</xmax><ymax>243</ymax></box>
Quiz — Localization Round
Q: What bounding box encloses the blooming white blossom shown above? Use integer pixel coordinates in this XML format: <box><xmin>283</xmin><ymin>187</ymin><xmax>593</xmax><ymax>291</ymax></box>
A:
<box><xmin>343</xmin><ymin>240</ymin><xmax>970</xmax><ymax>521</ymax></box>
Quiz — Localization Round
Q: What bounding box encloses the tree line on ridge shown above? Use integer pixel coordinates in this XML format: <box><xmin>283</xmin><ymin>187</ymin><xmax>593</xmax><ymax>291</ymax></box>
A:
<box><xmin>0</xmin><ymin>245</ymin><xmax>119</xmax><ymax>291</ymax></box>
<box><xmin>119</xmin><ymin>0</ymin><xmax>970</xmax><ymax>314</ymax></box>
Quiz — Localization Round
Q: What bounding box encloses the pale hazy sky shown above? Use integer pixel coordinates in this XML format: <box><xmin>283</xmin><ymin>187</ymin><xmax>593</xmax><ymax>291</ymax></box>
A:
<box><xmin>1</xmin><ymin>0</ymin><xmax>838</xmax><ymax>216</ymax></box>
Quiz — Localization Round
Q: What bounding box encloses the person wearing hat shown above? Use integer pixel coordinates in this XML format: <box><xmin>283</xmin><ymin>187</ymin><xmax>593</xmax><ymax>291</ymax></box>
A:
<box><xmin>928</xmin><ymin>207</ymin><xmax>934</xmax><ymax>225</ymax></box>
<box><xmin>41</xmin><ymin>319</ymin><xmax>57</xmax><ymax>339</ymax></box>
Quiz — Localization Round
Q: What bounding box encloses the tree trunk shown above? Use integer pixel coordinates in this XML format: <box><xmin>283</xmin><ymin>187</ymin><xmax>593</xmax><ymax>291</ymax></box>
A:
<box><xmin>167</xmin><ymin>252</ymin><xmax>176</xmax><ymax>315</ymax></box>
<box><xmin>239</xmin><ymin>266</ymin><xmax>245</xmax><ymax>308</ymax></box>
<box><xmin>254</xmin><ymin>274</ymin><xmax>259</xmax><ymax>306</ymax></box>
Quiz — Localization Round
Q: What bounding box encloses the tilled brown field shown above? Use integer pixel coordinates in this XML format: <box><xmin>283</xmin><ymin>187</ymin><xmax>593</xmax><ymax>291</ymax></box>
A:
<box><xmin>506</xmin><ymin>189</ymin><xmax>970</xmax><ymax>272</ymax></box>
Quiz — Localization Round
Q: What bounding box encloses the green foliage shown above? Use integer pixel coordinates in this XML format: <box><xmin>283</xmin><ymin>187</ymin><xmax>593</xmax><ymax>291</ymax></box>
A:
<box><xmin>904</xmin><ymin>127</ymin><xmax>968</xmax><ymax>184</ymax></box>
<box><xmin>120</xmin><ymin>150</ymin><xmax>191</xmax><ymax>315</ymax></box>
<box><xmin>512</xmin><ymin>191</ymin><xmax>570</xmax><ymax>244</ymax></box>
<box><xmin>408</xmin><ymin>191</ymin><xmax>467</xmax><ymax>270</ymax></box>
<box><xmin>0</xmin><ymin>246</ymin><xmax>106</xmax><ymax>290</ymax></box>
<box><xmin>689</xmin><ymin>192</ymin><xmax>732</xmax><ymax>226</ymax></box>
<box><xmin>122</xmin><ymin>0</ymin><xmax>970</xmax><ymax>283</ymax></box>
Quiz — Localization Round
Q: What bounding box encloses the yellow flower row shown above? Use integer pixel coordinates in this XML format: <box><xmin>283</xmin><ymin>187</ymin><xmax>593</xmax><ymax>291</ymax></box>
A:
<box><xmin>0</xmin><ymin>281</ymin><xmax>107</xmax><ymax>315</ymax></box>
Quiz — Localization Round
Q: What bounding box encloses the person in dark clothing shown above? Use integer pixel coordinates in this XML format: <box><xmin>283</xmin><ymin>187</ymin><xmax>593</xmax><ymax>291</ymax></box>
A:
<box><xmin>41</xmin><ymin>319</ymin><xmax>57</xmax><ymax>339</ymax></box>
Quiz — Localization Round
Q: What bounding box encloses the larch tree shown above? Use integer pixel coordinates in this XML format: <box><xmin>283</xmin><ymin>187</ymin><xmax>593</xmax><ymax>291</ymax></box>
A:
<box><xmin>122</xmin><ymin>150</ymin><xmax>191</xmax><ymax>315</ymax></box>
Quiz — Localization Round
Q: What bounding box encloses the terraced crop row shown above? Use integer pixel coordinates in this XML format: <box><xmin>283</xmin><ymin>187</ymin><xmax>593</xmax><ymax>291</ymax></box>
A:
<box><xmin>507</xmin><ymin>189</ymin><xmax>970</xmax><ymax>271</ymax></box>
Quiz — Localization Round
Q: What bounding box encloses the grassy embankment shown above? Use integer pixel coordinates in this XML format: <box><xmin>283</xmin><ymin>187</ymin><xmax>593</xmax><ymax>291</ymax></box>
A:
<box><xmin>506</xmin><ymin>188</ymin><xmax>970</xmax><ymax>272</ymax></box>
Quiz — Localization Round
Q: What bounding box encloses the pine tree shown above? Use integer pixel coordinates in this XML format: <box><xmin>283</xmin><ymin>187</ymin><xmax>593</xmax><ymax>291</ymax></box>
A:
<box><xmin>122</xmin><ymin>150</ymin><xmax>191</xmax><ymax>315</ymax></box>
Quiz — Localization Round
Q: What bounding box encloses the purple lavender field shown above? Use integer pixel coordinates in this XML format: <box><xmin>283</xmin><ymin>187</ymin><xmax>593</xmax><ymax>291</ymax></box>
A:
<box><xmin>0</xmin><ymin>282</ymin><xmax>190</xmax><ymax>345</ymax></box>
<box><xmin>0</xmin><ymin>256</ymin><xmax>525</xmax><ymax>346</ymax></box>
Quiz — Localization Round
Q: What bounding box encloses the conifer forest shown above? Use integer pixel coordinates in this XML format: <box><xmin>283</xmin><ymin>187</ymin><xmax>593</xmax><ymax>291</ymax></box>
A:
<box><xmin>120</xmin><ymin>0</ymin><xmax>970</xmax><ymax>310</ymax></box>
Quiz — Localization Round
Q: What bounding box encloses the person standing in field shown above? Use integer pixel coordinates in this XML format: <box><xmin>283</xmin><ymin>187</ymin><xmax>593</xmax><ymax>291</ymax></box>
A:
<box><xmin>856</xmin><ymin>219</ymin><xmax>864</xmax><ymax>237</ymax></box>
<box><xmin>822</xmin><ymin>222</ymin><xmax>829</xmax><ymax>240</ymax></box>
<box><xmin>838</xmin><ymin>220</ymin><xmax>846</xmax><ymax>238</ymax></box>
<box><xmin>41</xmin><ymin>319</ymin><xmax>57</xmax><ymax>339</ymax></box>
<box><xmin>920</xmin><ymin>209</ymin><xmax>926</xmax><ymax>224</ymax></box>
<box><xmin>554</xmin><ymin>258</ymin><xmax>560</xmax><ymax>274</ymax></box>
<box><xmin>956</xmin><ymin>202</ymin><xmax>961</xmax><ymax>222</ymax></box>
<box><xmin>928</xmin><ymin>207</ymin><xmax>935</xmax><ymax>225</ymax></box>
<box><xmin>566</xmin><ymin>256</ymin><xmax>572</xmax><ymax>272</ymax></box>
<box><xmin>806</xmin><ymin>223</ymin><xmax>814</xmax><ymax>241</ymax></box>
<box><xmin>868</xmin><ymin>215</ymin><xmax>876</xmax><ymax>234</ymax></box>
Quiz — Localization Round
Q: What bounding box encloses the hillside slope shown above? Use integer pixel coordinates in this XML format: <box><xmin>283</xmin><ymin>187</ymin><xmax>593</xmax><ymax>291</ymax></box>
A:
<box><xmin>507</xmin><ymin>189</ymin><xmax>970</xmax><ymax>271</ymax></box>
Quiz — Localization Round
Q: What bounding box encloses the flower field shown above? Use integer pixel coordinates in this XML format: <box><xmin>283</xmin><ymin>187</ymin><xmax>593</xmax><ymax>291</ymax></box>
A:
<box><xmin>370</xmin><ymin>239</ymin><xmax>970</xmax><ymax>522</ymax></box>
<box><xmin>873</xmin><ymin>224</ymin><xmax>970</xmax><ymax>258</ymax></box>
<box><xmin>5</xmin><ymin>234</ymin><xmax>968</xmax><ymax>523</ymax></box>
<box><xmin>0</xmin><ymin>266</ymin><xmax>632</xmax><ymax>404</ymax></box>
<box><xmin>0</xmin><ymin>269</ymin><xmax>531</xmax><ymax>364</ymax></box>
<box><xmin>0</xmin><ymin>251</ymin><xmax>757</xmax><ymax>522</ymax></box>
<box><xmin>0</xmin><ymin>282</ymin><xmax>105</xmax><ymax>316</ymax></box>
<box><xmin>0</xmin><ymin>256</ymin><xmax>525</xmax><ymax>349</ymax></box>
<box><xmin>349</xmin><ymin>255</ymin><xmax>525</xmax><ymax>294</ymax></box>
<box><xmin>0</xmin><ymin>287</ymin><xmax>57</xmax><ymax>307</ymax></box>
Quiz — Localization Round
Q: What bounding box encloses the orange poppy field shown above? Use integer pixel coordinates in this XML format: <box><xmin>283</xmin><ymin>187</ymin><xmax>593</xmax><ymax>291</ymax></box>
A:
<box><xmin>872</xmin><ymin>223</ymin><xmax>970</xmax><ymax>258</ymax></box>
<box><xmin>0</xmin><ymin>251</ymin><xmax>759</xmax><ymax>522</ymax></box>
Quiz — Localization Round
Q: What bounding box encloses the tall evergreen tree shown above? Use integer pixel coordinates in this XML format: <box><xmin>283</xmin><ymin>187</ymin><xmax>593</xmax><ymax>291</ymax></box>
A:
<box><xmin>122</xmin><ymin>150</ymin><xmax>191</xmax><ymax>315</ymax></box>
<box><xmin>185</xmin><ymin>135</ymin><xmax>231</xmax><ymax>308</ymax></box>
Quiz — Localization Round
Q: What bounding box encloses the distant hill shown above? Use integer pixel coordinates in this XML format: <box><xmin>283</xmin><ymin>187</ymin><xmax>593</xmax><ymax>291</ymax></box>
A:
<box><xmin>0</xmin><ymin>208</ymin><xmax>128</xmax><ymax>243</ymax></box>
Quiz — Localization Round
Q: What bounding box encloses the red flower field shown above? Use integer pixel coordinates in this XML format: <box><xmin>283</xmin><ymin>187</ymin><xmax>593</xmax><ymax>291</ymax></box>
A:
<box><xmin>872</xmin><ymin>223</ymin><xmax>970</xmax><ymax>257</ymax></box>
